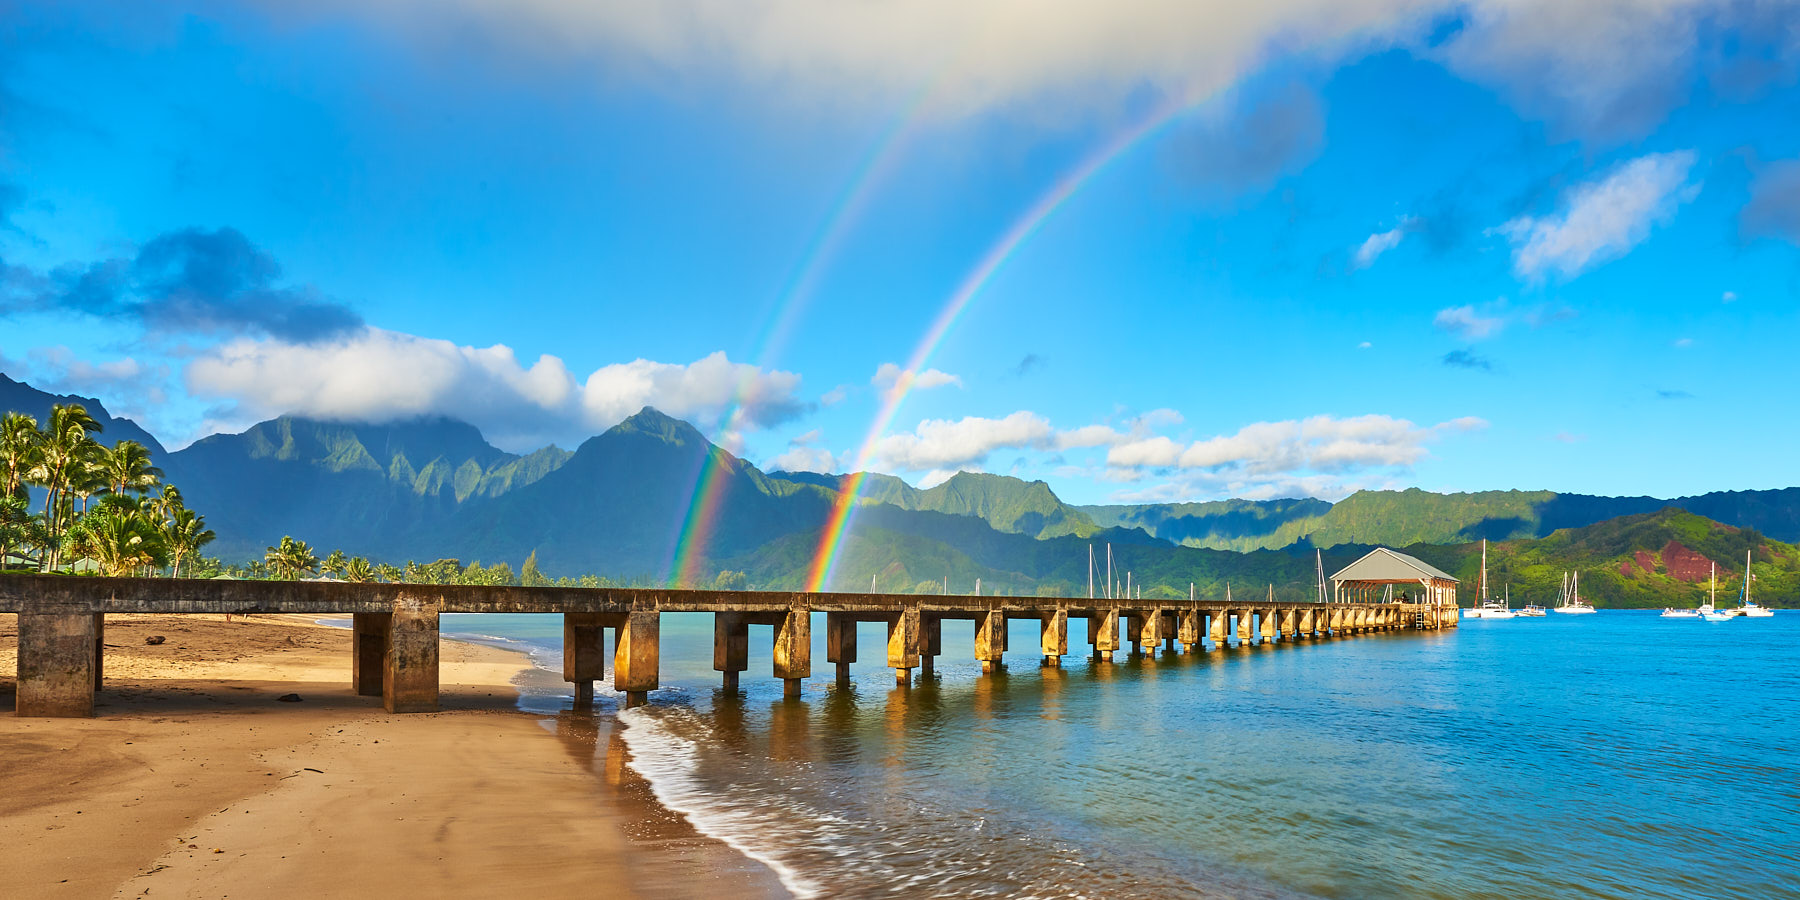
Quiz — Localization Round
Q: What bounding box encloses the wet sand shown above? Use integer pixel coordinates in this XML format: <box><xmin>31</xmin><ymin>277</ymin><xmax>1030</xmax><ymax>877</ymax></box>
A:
<box><xmin>0</xmin><ymin>613</ymin><xmax>788</xmax><ymax>899</ymax></box>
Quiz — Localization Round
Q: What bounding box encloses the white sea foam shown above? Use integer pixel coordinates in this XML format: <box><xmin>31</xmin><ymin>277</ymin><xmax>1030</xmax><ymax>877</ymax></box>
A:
<box><xmin>617</xmin><ymin>705</ymin><xmax>827</xmax><ymax>899</ymax></box>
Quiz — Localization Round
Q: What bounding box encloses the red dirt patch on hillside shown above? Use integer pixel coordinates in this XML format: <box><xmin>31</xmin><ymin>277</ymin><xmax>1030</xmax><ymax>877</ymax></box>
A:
<box><xmin>1661</xmin><ymin>541</ymin><xmax>1717</xmax><ymax>582</ymax></box>
<box><xmin>1634</xmin><ymin>550</ymin><xmax>1657</xmax><ymax>575</ymax></box>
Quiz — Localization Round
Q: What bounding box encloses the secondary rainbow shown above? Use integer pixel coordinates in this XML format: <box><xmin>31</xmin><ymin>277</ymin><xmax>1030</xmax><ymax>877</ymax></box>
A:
<box><xmin>803</xmin><ymin>98</ymin><xmax>1196</xmax><ymax>593</ymax></box>
<box><xmin>665</xmin><ymin>97</ymin><xmax>933</xmax><ymax>587</ymax></box>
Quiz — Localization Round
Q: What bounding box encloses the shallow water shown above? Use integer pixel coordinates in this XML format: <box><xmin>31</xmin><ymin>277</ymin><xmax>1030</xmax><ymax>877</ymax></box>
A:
<box><xmin>450</xmin><ymin>610</ymin><xmax>1800</xmax><ymax>899</ymax></box>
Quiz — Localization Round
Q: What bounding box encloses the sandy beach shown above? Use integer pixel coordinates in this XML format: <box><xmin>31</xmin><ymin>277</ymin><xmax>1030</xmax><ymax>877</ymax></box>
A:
<box><xmin>0</xmin><ymin>613</ymin><xmax>787</xmax><ymax>899</ymax></box>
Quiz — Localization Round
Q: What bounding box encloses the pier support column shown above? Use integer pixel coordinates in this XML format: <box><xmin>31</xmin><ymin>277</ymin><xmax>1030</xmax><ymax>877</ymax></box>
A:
<box><xmin>1040</xmin><ymin>609</ymin><xmax>1068</xmax><ymax>666</ymax></box>
<box><xmin>1208</xmin><ymin>611</ymin><xmax>1225</xmax><ymax>649</ymax></box>
<box><xmin>383</xmin><ymin>593</ymin><xmax>440</xmax><ymax>714</ymax></box>
<box><xmin>976</xmin><ymin>610</ymin><xmax>1006</xmax><ymax>673</ymax></box>
<box><xmin>1260</xmin><ymin>608</ymin><xmax>1278</xmax><ymax>643</ymax></box>
<box><xmin>614</xmin><ymin>610</ymin><xmax>660</xmax><ymax>707</ymax></box>
<box><xmin>1139</xmin><ymin>609</ymin><xmax>1165</xmax><ymax>658</ymax></box>
<box><xmin>1094</xmin><ymin>608</ymin><xmax>1121</xmax><ymax>662</ymax></box>
<box><xmin>1236</xmin><ymin>610</ymin><xmax>1253</xmax><ymax>646</ymax></box>
<box><xmin>352</xmin><ymin>612</ymin><xmax>391</xmax><ymax>697</ymax></box>
<box><xmin>921</xmin><ymin>616</ymin><xmax>942</xmax><ymax>677</ymax></box>
<box><xmin>714</xmin><ymin>612</ymin><xmax>748</xmax><ymax>693</ymax></box>
<box><xmin>826</xmin><ymin>612</ymin><xmax>857</xmax><ymax>684</ymax></box>
<box><xmin>773</xmin><ymin>607</ymin><xmax>812</xmax><ymax>698</ymax></box>
<box><xmin>1177</xmin><ymin>609</ymin><xmax>1201</xmax><ymax>653</ymax></box>
<box><xmin>16</xmin><ymin>612</ymin><xmax>98</xmax><ymax>717</ymax></box>
<box><xmin>1298</xmin><ymin>609</ymin><xmax>1315</xmax><ymax>639</ymax></box>
<box><xmin>565</xmin><ymin>612</ymin><xmax>606</xmax><ymax>706</ymax></box>
<box><xmin>887</xmin><ymin>607</ymin><xmax>920</xmax><ymax>686</ymax></box>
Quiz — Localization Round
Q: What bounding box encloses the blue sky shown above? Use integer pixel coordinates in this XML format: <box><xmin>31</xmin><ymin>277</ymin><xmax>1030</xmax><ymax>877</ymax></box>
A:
<box><xmin>2</xmin><ymin>1</ymin><xmax>1798</xmax><ymax>504</ymax></box>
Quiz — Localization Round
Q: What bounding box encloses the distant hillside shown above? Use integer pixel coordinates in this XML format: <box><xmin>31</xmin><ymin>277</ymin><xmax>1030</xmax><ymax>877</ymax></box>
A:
<box><xmin>1084</xmin><ymin>487</ymin><xmax>1800</xmax><ymax>551</ymax></box>
<box><xmin>1080</xmin><ymin>497</ymin><xmax>1331</xmax><ymax>551</ymax></box>
<box><xmin>162</xmin><ymin>416</ymin><xmax>571</xmax><ymax>560</ymax></box>
<box><xmin>777</xmin><ymin>470</ymin><xmax>1099</xmax><ymax>539</ymax></box>
<box><xmin>0</xmin><ymin>373</ymin><xmax>167</xmax><ymax>454</ymax></box>
<box><xmin>1390</xmin><ymin>508</ymin><xmax>1795</xmax><ymax>609</ymax></box>
<box><xmin>1</xmin><ymin>372</ymin><xmax>1794</xmax><ymax>605</ymax></box>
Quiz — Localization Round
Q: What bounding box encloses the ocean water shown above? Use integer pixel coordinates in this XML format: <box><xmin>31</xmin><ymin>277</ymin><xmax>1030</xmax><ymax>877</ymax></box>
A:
<box><xmin>445</xmin><ymin>611</ymin><xmax>1800</xmax><ymax>899</ymax></box>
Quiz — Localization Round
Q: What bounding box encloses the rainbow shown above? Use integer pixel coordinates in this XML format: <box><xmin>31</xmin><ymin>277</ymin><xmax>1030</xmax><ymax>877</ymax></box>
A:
<box><xmin>665</xmin><ymin>97</ymin><xmax>933</xmax><ymax>588</ymax></box>
<box><xmin>803</xmin><ymin>97</ymin><xmax>1197</xmax><ymax>593</ymax></box>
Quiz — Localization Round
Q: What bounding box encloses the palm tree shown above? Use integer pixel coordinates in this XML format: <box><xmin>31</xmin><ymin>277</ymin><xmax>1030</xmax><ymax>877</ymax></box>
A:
<box><xmin>0</xmin><ymin>411</ymin><xmax>38</xmax><ymax>500</ymax></box>
<box><xmin>374</xmin><ymin>562</ymin><xmax>402</xmax><ymax>583</ymax></box>
<box><xmin>264</xmin><ymin>535</ymin><xmax>320</xmax><ymax>580</ymax></box>
<box><xmin>26</xmin><ymin>404</ymin><xmax>103</xmax><ymax>570</ymax></box>
<box><xmin>344</xmin><ymin>556</ymin><xmax>376</xmax><ymax>583</ymax></box>
<box><xmin>162</xmin><ymin>508</ymin><xmax>215</xmax><ymax>577</ymax></box>
<box><xmin>321</xmin><ymin>549</ymin><xmax>349</xmax><ymax>579</ymax></box>
<box><xmin>98</xmin><ymin>440</ymin><xmax>163</xmax><ymax>497</ymax></box>
<box><xmin>0</xmin><ymin>495</ymin><xmax>32</xmax><ymax>569</ymax></box>
<box><xmin>69</xmin><ymin>496</ymin><xmax>168</xmax><ymax>576</ymax></box>
<box><xmin>148</xmin><ymin>484</ymin><xmax>184</xmax><ymax>524</ymax></box>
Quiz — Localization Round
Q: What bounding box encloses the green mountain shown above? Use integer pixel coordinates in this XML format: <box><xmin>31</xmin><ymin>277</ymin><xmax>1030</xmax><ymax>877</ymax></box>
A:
<box><xmin>774</xmin><ymin>469</ymin><xmax>1100</xmax><ymax>539</ymax></box>
<box><xmin>1081</xmin><ymin>487</ymin><xmax>1800</xmax><ymax>551</ymax></box>
<box><xmin>162</xmin><ymin>416</ymin><xmax>571</xmax><ymax>560</ymax></box>
<box><xmin>0</xmin><ymin>373</ymin><xmax>167</xmax><ymax>454</ymax></box>
<box><xmin>2</xmin><ymin>372</ymin><xmax>1795</xmax><ymax>606</ymax></box>
<box><xmin>1375</xmin><ymin>508</ymin><xmax>1795</xmax><ymax>609</ymax></box>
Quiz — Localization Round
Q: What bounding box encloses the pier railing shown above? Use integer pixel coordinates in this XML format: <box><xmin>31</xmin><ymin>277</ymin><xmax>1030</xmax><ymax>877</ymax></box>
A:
<box><xmin>0</xmin><ymin>573</ymin><xmax>1456</xmax><ymax>717</ymax></box>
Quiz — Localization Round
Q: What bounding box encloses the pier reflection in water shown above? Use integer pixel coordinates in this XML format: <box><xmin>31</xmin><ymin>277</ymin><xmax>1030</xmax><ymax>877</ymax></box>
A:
<box><xmin>499</xmin><ymin>612</ymin><xmax>1797</xmax><ymax>900</ymax></box>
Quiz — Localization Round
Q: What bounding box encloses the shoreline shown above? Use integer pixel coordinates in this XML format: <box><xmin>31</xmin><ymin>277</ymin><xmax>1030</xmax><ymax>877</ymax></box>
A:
<box><xmin>0</xmin><ymin>612</ymin><xmax>788</xmax><ymax>899</ymax></box>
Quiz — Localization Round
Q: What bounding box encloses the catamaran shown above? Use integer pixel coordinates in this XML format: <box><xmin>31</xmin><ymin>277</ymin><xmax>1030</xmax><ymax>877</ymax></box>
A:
<box><xmin>1699</xmin><ymin>562</ymin><xmax>1737</xmax><ymax>621</ymax></box>
<box><xmin>1664</xmin><ymin>561</ymin><xmax>1712</xmax><ymax>618</ymax></box>
<box><xmin>1735</xmin><ymin>550</ymin><xmax>1774</xmax><ymax>617</ymax></box>
<box><xmin>1554</xmin><ymin>570</ymin><xmax>1596</xmax><ymax>614</ymax></box>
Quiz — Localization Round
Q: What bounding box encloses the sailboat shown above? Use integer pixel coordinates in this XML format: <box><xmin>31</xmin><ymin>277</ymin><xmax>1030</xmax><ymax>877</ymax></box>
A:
<box><xmin>1554</xmin><ymin>570</ymin><xmax>1596</xmax><ymax>614</ymax></box>
<box><xmin>1736</xmin><ymin>550</ymin><xmax>1775</xmax><ymax>617</ymax></box>
<box><xmin>1469</xmin><ymin>540</ymin><xmax>1516</xmax><ymax>619</ymax></box>
<box><xmin>1663</xmin><ymin>561</ymin><xmax>1709</xmax><ymax>618</ymax></box>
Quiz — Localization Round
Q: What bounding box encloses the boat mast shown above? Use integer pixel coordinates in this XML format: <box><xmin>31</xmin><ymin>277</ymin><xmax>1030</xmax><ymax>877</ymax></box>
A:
<box><xmin>1481</xmin><ymin>539</ymin><xmax>1489</xmax><ymax>603</ymax></box>
<box><xmin>1745</xmin><ymin>549</ymin><xmax>1752</xmax><ymax>608</ymax></box>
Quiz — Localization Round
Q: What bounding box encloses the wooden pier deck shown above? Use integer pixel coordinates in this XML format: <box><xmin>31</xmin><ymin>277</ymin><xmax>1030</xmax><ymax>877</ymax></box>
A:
<box><xmin>1</xmin><ymin>574</ymin><xmax>1457</xmax><ymax>717</ymax></box>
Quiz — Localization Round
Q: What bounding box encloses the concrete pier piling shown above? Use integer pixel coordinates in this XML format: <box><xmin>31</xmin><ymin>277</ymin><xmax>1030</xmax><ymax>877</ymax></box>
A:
<box><xmin>352</xmin><ymin>612</ymin><xmax>391</xmax><ymax>697</ymax></box>
<box><xmin>826</xmin><ymin>612</ymin><xmax>857</xmax><ymax>685</ymax></box>
<box><xmin>888</xmin><ymin>607</ymin><xmax>921</xmax><ymax>686</ymax></box>
<box><xmin>384</xmin><ymin>593</ymin><xmax>441</xmax><ymax>714</ymax></box>
<box><xmin>16</xmin><ymin>613</ymin><xmax>99</xmax><ymax>717</ymax></box>
<box><xmin>2</xmin><ymin>573</ymin><xmax>1456</xmax><ymax>716</ymax></box>
<box><xmin>564</xmin><ymin>612</ymin><xmax>607</xmax><ymax>706</ymax></box>
<box><xmin>773</xmin><ymin>606</ymin><xmax>811</xmax><ymax>698</ymax></box>
<box><xmin>614</xmin><ymin>610</ymin><xmax>659</xmax><ymax>707</ymax></box>
<box><xmin>1040</xmin><ymin>608</ymin><xmax>1068</xmax><ymax>666</ymax></box>
<box><xmin>976</xmin><ymin>610</ymin><xmax>1006</xmax><ymax>673</ymax></box>
<box><xmin>714</xmin><ymin>612</ymin><xmax>748</xmax><ymax>692</ymax></box>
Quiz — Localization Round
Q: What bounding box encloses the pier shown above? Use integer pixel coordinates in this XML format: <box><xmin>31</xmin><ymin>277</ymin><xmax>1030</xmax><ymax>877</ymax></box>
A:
<box><xmin>1</xmin><ymin>571</ymin><xmax>1458</xmax><ymax>717</ymax></box>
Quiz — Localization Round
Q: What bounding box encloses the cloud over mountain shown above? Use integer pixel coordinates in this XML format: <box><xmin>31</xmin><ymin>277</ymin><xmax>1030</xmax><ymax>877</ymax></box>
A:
<box><xmin>186</xmin><ymin>329</ymin><xmax>805</xmax><ymax>451</ymax></box>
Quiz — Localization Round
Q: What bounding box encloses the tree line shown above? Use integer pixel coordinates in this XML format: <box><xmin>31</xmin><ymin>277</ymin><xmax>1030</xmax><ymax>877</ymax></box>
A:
<box><xmin>0</xmin><ymin>404</ymin><xmax>215</xmax><ymax>576</ymax></box>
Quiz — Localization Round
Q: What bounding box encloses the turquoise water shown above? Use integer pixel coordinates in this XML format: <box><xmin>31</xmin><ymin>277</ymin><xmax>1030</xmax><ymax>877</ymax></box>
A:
<box><xmin>448</xmin><ymin>611</ymin><xmax>1800</xmax><ymax>899</ymax></box>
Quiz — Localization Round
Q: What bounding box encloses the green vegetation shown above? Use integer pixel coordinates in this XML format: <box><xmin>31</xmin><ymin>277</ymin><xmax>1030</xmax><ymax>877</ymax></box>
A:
<box><xmin>0</xmin><ymin>404</ymin><xmax>214</xmax><ymax>576</ymax></box>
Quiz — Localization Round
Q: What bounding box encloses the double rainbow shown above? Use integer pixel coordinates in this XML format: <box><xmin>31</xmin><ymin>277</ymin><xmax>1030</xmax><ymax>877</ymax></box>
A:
<box><xmin>803</xmin><ymin>97</ymin><xmax>1198</xmax><ymax>592</ymax></box>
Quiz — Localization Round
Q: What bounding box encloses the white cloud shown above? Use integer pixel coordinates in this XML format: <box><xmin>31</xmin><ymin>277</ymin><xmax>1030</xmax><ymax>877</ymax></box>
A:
<box><xmin>820</xmin><ymin>385</ymin><xmax>849</xmax><ymax>406</ymax></box>
<box><xmin>872</xmin><ymin>362</ymin><xmax>961</xmax><ymax>394</ymax></box>
<box><xmin>768</xmin><ymin>428</ymin><xmax>836</xmax><ymax>472</ymax></box>
<box><xmin>1674</xmin><ymin>337</ymin><xmax>1693</xmax><ymax>348</ymax></box>
<box><xmin>19</xmin><ymin>346</ymin><xmax>172</xmax><ymax>424</ymax></box>
<box><xmin>870</xmin><ymin>410</ymin><xmax>1054</xmax><ymax>471</ymax></box>
<box><xmin>1170</xmin><ymin>414</ymin><xmax>1483</xmax><ymax>474</ymax></box>
<box><xmin>1435</xmin><ymin>0</ymin><xmax>1722</xmax><ymax>139</ymax></box>
<box><xmin>1433</xmin><ymin>304</ymin><xmax>1506</xmax><ymax>341</ymax></box>
<box><xmin>1352</xmin><ymin>223</ymin><xmax>1408</xmax><ymax>269</ymax></box>
<box><xmin>1721</xmin><ymin>290</ymin><xmax>1737</xmax><ymax>303</ymax></box>
<box><xmin>1497</xmin><ymin>151</ymin><xmax>1700</xmax><ymax>281</ymax></box>
<box><xmin>185</xmin><ymin>329</ymin><xmax>806</xmax><ymax>451</ymax></box>
<box><xmin>1357</xmin><ymin>341</ymin><xmax>1373</xmax><ymax>349</ymax></box>
<box><xmin>337</xmin><ymin>0</ymin><xmax>1747</xmax><ymax>136</ymax></box>
<box><xmin>1105</xmin><ymin>436</ymin><xmax>1184</xmax><ymax>468</ymax></box>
